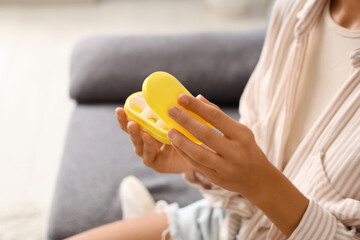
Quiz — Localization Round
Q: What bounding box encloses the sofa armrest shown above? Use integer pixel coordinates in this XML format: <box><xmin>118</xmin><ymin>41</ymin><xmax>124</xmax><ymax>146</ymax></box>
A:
<box><xmin>70</xmin><ymin>31</ymin><xmax>265</xmax><ymax>105</ymax></box>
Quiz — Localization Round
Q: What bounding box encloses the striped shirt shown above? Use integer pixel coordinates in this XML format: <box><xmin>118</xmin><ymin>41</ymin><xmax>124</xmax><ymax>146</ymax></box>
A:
<box><xmin>184</xmin><ymin>0</ymin><xmax>360</xmax><ymax>239</ymax></box>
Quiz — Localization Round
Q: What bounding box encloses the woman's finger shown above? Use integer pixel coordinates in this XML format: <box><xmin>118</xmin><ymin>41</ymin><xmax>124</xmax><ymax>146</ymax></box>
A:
<box><xmin>196</xmin><ymin>95</ymin><xmax>221</xmax><ymax>110</ymax></box>
<box><xmin>142</xmin><ymin>132</ymin><xmax>158</xmax><ymax>165</ymax></box>
<box><xmin>115</xmin><ymin>108</ymin><xmax>129</xmax><ymax>133</ymax></box>
<box><xmin>168</xmin><ymin>129</ymin><xmax>219</xmax><ymax>169</ymax></box>
<box><xmin>178</xmin><ymin>94</ymin><xmax>240</xmax><ymax>138</ymax></box>
<box><xmin>168</xmin><ymin>105</ymin><xmax>228</xmax><ymax>154</ymax></box>
<box><xmin>127</xmin><ymin>121</ymin><xmax>144</xmax><ymax>156</ymax></box>
<box><xmin>172</xmin><ymin>144</ymin><xmax>216</xmax><ymax>178</ymax></box>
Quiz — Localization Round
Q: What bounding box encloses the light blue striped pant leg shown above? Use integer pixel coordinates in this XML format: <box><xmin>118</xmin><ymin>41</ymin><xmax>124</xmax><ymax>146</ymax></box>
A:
<box><xmin>167</xmin><ymin>198</ymin><xmax>227</xmax><ymax>240</ymax></box>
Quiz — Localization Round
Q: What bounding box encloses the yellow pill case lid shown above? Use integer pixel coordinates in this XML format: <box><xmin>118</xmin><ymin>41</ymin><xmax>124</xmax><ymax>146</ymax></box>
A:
<box><xmin>124</xmin><ymin>71</ymin><xmax>212</xmax><ymax>145</ymax></box>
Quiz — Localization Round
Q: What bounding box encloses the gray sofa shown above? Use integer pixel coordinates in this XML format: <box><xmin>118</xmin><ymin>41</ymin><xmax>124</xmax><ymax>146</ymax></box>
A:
<box><xmin>47</xmin><ymin>31</ymin><xmax>265</xmax><ymax>240</ymax></box>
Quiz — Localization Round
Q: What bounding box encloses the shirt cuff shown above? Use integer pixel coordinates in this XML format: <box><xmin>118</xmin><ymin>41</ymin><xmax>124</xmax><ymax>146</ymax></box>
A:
<box><xmin>288</xmin><ymin>199</ymin><xmax>337</xmax><ymax>240</ymax></box>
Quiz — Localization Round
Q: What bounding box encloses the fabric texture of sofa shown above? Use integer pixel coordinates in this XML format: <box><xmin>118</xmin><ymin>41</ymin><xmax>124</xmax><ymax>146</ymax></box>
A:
<box><xmin>47</xmin><ymin>30</ymin><xmax>265</xmax><ymax>240</ymax></box>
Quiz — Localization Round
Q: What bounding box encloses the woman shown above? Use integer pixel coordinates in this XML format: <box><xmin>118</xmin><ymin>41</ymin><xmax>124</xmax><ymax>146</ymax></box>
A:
<box><xmin>68</xmin><ymin>0</ymin><xmax>360</xmax><ymax>239</ymax></box>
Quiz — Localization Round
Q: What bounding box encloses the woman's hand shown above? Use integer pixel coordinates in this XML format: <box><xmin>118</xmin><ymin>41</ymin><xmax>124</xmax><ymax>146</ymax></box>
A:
<box><xmin>115</xmin><ymin>96</ymin><xmax>212</xmax><ymax>174</ymax></box>
<box><xmin>117</xmin><ymin>94</ymin><xmax>309</xmax><ymax>236</ymax></box>
<box><xmin>167</xmin><ymin>94</ymin><xmax>273</xmax><ymax>198</ymax></box>
<box><xmin>168</xmin><ymin>94</ymin><xmax>310</xmax><ymax>237</ymax></box>
<box><xmin>115</xmin><ymin>108</ymin><xmax>192</xmax><ymax>173</ymax></box>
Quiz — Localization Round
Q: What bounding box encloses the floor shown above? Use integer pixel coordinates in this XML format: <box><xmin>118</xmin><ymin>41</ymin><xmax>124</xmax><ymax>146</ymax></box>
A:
<box><xmin>0</xmin><ymin>0</ymin><xmax>267</xmax><ymax>238</ymax></box>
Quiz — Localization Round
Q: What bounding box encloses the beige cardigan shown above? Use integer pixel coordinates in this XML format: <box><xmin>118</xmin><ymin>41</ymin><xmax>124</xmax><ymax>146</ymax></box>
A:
<box><xmin>184</xmin><ymin>0</ymin><xmax>360</xmax><ymax>239</ymax></box>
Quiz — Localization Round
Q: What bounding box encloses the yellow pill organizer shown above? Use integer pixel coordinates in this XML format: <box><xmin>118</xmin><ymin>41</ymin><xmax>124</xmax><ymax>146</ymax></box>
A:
<box><xmin>124</xmin><ymin>71</ymin><xmax>212</xmax><ymax>145</ymax></box>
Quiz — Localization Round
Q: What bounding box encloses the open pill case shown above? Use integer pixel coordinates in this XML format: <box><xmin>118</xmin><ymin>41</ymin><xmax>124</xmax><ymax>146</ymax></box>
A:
<box><xmin>125</xmin><ymin>91</ymin><xmax>171</xmax><ymax>144</ymax></box>
<box><xmin>124</xmin><ymin>71</ymin><xmax>212</xmax><ymax>145</ymax></box>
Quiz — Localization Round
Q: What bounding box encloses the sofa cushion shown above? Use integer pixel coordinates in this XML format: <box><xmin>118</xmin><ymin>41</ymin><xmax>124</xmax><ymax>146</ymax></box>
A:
<box><xmin>70</xmin><ymin>31</ymin><xmax>265</xmax><ymax>105</ymax></box>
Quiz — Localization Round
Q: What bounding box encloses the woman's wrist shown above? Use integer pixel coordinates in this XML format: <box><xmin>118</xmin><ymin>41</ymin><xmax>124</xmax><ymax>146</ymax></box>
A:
<box><xmin>244</xmin><ymin>162</ymin><xmax>309</xmax><ymax>237</ymax></box>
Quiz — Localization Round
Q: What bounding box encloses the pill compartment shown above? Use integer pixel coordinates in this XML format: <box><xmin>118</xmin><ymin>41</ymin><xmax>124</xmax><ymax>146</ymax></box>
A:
<box><xmin>128</xmin><ymin>93</ymin><xmax>147</xmax><ymax>113</ymax></box>
<box><xmin>155</xmin><ymin>119</ymin><xmax>169</xmax><ymax>131</ymax></box>
<box><xmin>127</xmin><ymin>92</ymin><xmax>170</xmax><ymax>132</ymax></box>
<box><xmin>139</xmin><ymin>106</ymin><xmax>160</xmax><ymax>123</ymax></box>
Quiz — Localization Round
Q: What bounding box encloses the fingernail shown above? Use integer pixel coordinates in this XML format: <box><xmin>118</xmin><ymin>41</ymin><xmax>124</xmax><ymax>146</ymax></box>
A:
<box><xmin>169</xmin><ymin>106</ymin><xmax>180</xmax><ymax>118</ymax></box>
<box><xmin>198</xmin><ymin>94</ymin><xmax>206</xmax><ymax>100</ymax></box>
<box><xmin>179</xmin><ymin>95</ymin><xmax>189</xmax><ymax>105</ymax></box>
<box><xmin>168</xmin><ymin>129</ymin><xmax>176</xmax><ymax>140</ymax></box>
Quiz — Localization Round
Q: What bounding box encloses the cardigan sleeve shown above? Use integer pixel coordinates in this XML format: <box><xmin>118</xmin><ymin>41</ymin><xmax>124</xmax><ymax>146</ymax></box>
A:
<box><xmin>182</xmin><ymin>0</ymin><xmax>299</xmax><ymax>216</ymax></box>
<box><xmin>182</xmin><ymin>0</ymin><xmax>296</xmax><ymax>207</ymax></box>
<box><xmin>238</xmin><ymin>0</ymin><xmax>297</xmax><ymax>127</ymax></box>
<box><xmin>288</xmin><ymin>199</ymin><xmax>360</xmax><ymax>240</ymax></box>
<box><xmin>268</xmin><ymin>199</ymin><xmax>360</xmax><ymax>239</ymax></box>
